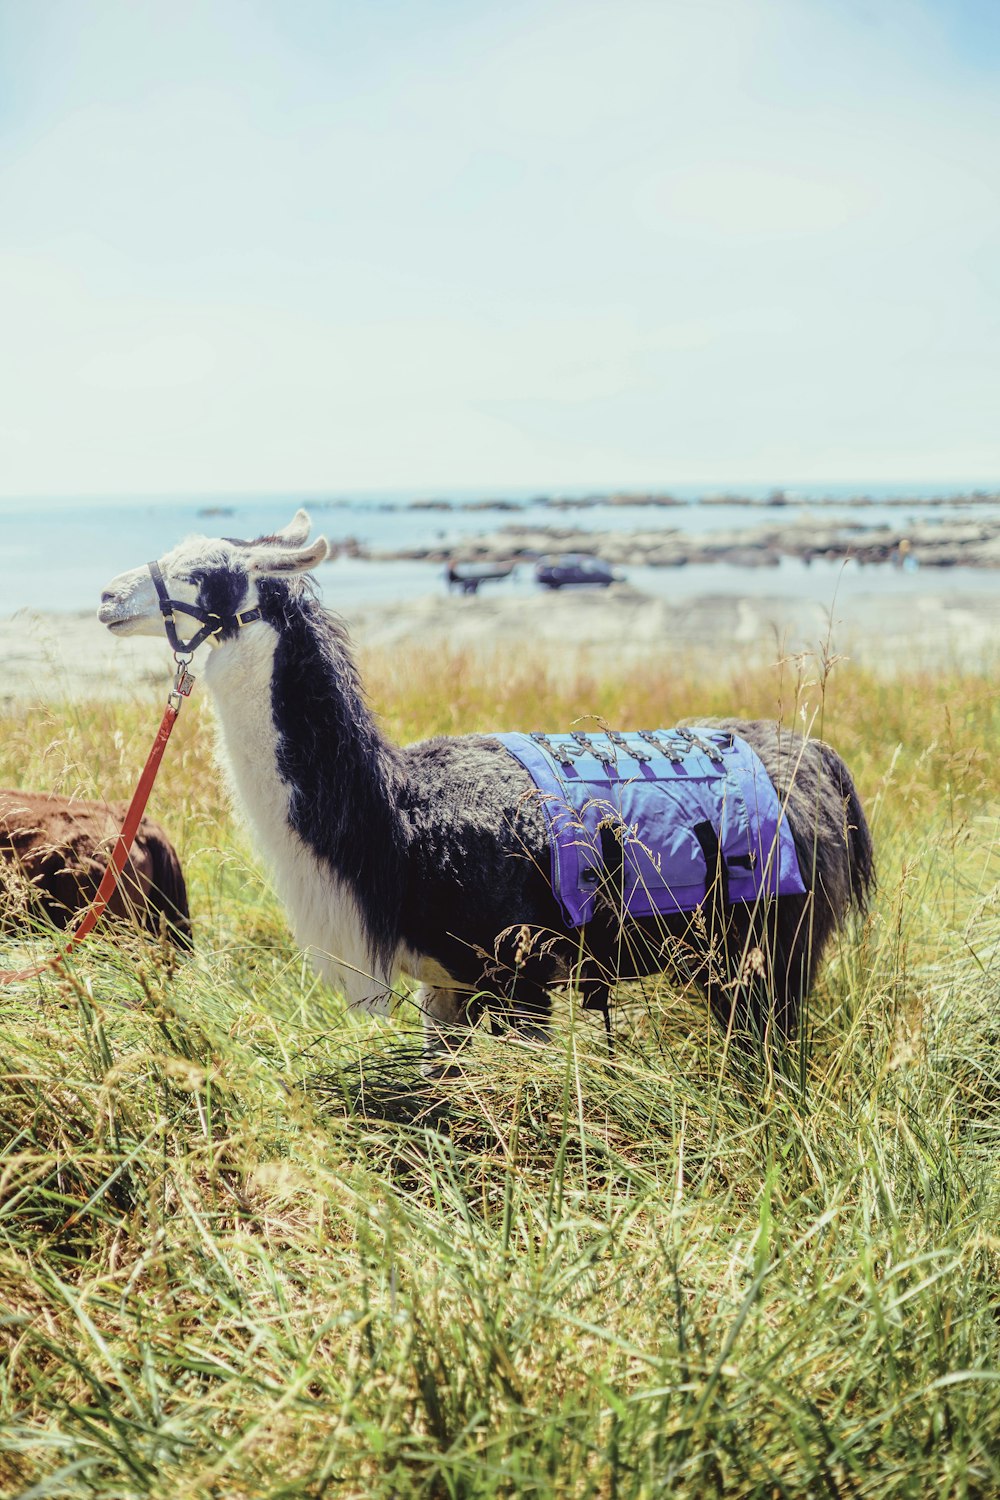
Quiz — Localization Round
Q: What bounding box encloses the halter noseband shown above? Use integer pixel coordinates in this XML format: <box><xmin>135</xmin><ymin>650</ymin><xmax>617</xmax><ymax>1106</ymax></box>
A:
<box><xmin>148</xmin><ymin>559</ymin><xmax>263</xmax><ymax>656</ymax></box>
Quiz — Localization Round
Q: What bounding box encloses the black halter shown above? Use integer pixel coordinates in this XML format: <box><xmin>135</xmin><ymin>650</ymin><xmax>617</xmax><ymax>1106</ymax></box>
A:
<box><xmin>148</xmin><ymin>560</ymin><xmax>263</xmax><ymax>656</ymax></box>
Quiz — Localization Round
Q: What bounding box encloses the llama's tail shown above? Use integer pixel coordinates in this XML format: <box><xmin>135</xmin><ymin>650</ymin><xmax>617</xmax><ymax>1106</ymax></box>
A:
<box><xmin>820</xmin><ymin>740</ymin><xmax>876</xmax><ymax>917</ymax></box>
<box><xmin>142</xmin><ymin>826</ymin><xmax>193</xmax><ymax>950</ymax></box>
<box><xmin>845</xmin><ymin>770</ymin><xmax>876</xmax><ymax>916</ymax></box>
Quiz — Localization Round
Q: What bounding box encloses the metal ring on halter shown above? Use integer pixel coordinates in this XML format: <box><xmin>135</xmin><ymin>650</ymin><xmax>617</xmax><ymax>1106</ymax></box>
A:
<box><xmin>147</xmin><ymin>560</ymin><xmax>263</xmax><ymax>656</ymax></box>
<box><xmin>148</xmin><ymin>560</ymin><xmax>222</xmax><ymax>654</ymax></box>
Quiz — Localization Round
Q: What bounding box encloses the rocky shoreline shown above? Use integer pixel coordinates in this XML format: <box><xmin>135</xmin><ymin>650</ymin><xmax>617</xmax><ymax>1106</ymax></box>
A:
<box><xmin>335</xmin><ymin>514</ymin><xmax>1000</xmax><ymax>571</ymax></box>
<box><xmin>304</xmin><ymin>487</ymin><xmax>1000</xmax><ymax>516</ymax></box>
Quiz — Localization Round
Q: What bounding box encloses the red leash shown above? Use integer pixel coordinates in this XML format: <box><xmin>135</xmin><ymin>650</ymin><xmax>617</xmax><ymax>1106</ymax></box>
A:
<box><xmin>0</xmin><ymin>660</ymin><xmax>194</xmax><ymax>985</ymax></box>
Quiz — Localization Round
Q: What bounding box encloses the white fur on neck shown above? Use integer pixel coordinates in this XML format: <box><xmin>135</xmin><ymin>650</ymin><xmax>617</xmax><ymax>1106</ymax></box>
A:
<box><xmin>204</xmin><ymin>621</ymin><xmax>399</xmax><ymax>1014</ymax></box>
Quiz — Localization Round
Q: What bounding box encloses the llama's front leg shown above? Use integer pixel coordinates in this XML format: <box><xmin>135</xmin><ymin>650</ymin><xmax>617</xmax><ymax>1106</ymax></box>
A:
<box><xmin>418</xmin><ymin>982</ymin><xmax>473</xmax><ymax>1076</ymax></box>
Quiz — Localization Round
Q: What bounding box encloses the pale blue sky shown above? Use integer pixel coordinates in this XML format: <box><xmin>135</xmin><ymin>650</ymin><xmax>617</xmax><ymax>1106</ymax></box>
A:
<box><xmin>1</xmin><ymin>0</ymin><xmax>998</xmax><ymax>498</ymax></box>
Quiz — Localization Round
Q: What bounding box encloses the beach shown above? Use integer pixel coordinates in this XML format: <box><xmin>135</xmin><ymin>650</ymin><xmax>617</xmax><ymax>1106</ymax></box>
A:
<box><xmin>3</xmin><ymin>578</ymin><xmax>996</xmax><ymax>704</ymax></box>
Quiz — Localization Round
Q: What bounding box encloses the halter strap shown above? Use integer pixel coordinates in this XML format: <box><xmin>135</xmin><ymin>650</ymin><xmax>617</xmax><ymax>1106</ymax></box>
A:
<box><xmin>148</xmin><ymin>560</ymin><xmax>262</xmax><ymax>655</ymax></box>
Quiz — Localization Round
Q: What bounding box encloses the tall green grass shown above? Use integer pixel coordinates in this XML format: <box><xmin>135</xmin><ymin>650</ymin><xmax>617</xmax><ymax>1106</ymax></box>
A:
<box><xmin>0</xmin><ymin>648</ymin><xmax>997</xmax><ymax>1498</ymax></box>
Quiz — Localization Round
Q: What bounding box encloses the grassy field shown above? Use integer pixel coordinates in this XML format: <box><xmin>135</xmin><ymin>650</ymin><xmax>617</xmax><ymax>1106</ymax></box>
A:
<box><xmin>0</xmin><ymin>645</ymin><xmax>998</xmax><ymax>1498</ymax></box>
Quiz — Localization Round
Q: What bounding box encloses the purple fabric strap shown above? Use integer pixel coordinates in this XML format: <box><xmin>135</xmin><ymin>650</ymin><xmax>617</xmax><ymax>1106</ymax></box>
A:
<box><xmin>496</xmin><ymin>728</ymin><xmax>806</xmax><ymax>928</ymax></box>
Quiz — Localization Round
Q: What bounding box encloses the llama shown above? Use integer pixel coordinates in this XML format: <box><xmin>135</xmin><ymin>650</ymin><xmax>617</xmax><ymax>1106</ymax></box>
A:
<box><xmin>0</xmin><ymin>789</ymin><xmax>191</xmax><ymax>948</ymax></box>
<box><xmin>98</xmin><ymin>510</ymin><xmax>874</xmax><ymax>1058</ymax></box>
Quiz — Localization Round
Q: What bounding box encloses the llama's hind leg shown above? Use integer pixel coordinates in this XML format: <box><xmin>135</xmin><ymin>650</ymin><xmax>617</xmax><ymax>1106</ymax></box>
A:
<box><xmin>707</xmin><ymin>897</ymin><xmax>814</xmax><ymax>1044</ymax></box>
<box><xmin>418</xmin><ymin>982</ymin><xmax>473</xmax><ymax>1077</ymax></box>
<box><xmin>506</xmin><ymin>979</ymin><xmax>552</xmax><ymax>1043</ymax></box>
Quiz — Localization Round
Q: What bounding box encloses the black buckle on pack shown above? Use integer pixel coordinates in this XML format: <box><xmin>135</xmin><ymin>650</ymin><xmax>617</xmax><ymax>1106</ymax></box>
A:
<box><xmin>693</xmin><ymin>819</ymin><xmax>731</xmax><ymax>905</ymax></box>
<box><xmin>580</xmin><ymin>733</ymin><xmax>618</xmax><ymax>768</ymax></box>
<box><xmin>533</xmin><ymin>733</ymin><xmax>580</xmax><ymax>767</ymax></box>
<box><xmin>609</xmin><ymin>731</ymin><xmax>650</xmax><ymax>764</ymax></box>
<box><xmin>568</xmin><ymin>730</ymin><xmax>616</xmax><ymax>768</ymax></box>
<box><xmin>676</xmin><ymin>728</ymin><xmax>725</xmax><ymax>764</ymax></box>
<box><xmin>638</xmin><ymin>731</ymin><xmax>686</xmax><ymax>764</ymax></box>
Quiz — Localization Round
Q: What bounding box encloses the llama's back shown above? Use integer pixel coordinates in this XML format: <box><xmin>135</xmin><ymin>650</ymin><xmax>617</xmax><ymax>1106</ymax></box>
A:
<box><xmin>399</xmin><ymin>723</ymin><xmax>875</xmax><ymax>927</ymax></box>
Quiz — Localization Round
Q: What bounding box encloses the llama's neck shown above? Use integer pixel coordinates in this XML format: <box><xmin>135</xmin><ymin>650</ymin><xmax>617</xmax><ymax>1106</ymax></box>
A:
<box><xmin>204</xmin><ymin>586</ymin><xmax>406</xmax><ymax>1013</ymax></box>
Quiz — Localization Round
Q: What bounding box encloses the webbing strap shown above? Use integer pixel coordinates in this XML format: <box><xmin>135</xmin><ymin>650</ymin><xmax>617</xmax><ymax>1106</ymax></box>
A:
<box><xmin>148</xmin><ymin>560</ymin><xmax>263</xmax><ymax>655</ymax></box>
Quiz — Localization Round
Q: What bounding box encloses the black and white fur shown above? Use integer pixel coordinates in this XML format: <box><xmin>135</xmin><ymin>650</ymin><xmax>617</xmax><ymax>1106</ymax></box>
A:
<box><xmin>99</xmin><ymin>511</ymin><xmax>875</xmax><ymax>1058</ymax></box>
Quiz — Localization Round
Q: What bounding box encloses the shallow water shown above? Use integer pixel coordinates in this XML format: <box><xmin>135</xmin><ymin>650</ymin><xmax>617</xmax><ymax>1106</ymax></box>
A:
<box><xmin>1</xmin><ymin>489</ymin><xmax>997</xmax><ymax>615</ymax></box>
<box><xmin>315</xmin><ymin>552</ymin><xmax>999</xmax><ymax>617</ymax></box>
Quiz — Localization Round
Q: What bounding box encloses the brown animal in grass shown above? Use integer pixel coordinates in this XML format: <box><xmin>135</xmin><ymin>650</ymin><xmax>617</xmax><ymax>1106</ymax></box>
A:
<box><xmin>0</xmin><ymin>790</ymin><xmax>191</xmax><ymax>949</ymax></box>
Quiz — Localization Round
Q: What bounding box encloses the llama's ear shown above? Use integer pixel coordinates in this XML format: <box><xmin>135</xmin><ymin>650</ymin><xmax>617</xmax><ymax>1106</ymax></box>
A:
<box><xmin>249</xmin><ymin>536</ymin><xmax>330</xmax><ymax>576</ymax></box>
<box><xmin>267</xmin><ymin>509</ymin><xmax>312</xmax><ymax>546</ymax></box>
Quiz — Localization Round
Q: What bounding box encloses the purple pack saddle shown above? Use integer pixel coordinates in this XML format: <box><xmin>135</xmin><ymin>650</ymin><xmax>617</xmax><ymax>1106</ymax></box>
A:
<box><xmin>496</xmin><ymin>727</ymin><xmax>806</xmax><ymax>928</ymax></box>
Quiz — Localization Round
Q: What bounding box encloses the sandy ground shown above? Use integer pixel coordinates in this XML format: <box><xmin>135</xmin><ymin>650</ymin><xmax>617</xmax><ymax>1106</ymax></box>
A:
<box><xmin>1</xmin><ymin>582</ymin><xmax>997</xmax><ymax>703</ymax></box>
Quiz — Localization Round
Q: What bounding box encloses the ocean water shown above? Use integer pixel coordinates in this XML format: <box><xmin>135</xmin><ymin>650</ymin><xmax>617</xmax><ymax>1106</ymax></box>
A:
<box><xmin>1</xmin><ymin>486</ymin><xmax>997</xmax><ymax>616</ymax></box>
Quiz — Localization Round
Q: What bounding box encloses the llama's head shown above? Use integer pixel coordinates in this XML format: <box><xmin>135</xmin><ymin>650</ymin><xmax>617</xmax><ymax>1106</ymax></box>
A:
<box><xmin>98</xmin><ymin>509</ymin><xmax>329</xmax><ymax>647</ymax></box>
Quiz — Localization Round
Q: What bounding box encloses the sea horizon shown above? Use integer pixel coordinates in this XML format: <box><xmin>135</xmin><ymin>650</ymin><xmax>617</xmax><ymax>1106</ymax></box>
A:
<box><xmin>1</xmin><ymin>477</ymin><xmax>998</xmax><ymax>514</ymax></box>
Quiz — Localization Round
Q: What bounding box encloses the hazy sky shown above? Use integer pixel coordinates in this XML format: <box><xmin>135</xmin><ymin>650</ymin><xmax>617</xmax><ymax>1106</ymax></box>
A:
<box><xmin>2</xmin><ymin>0</ymin><xmax>998</xmax><ymax>498</ymax></box>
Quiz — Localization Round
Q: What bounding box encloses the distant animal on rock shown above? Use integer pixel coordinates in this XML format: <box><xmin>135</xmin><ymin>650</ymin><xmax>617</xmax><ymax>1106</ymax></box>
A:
<box><xmin>0</xmin><ymin>790</ymin><xmax>192</xmax><ymax>949</ymax></box>
<box><xmin>98</xmin><ymin>510</ymin><xmax>874</xmax><ymax>1064</ymax></box>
